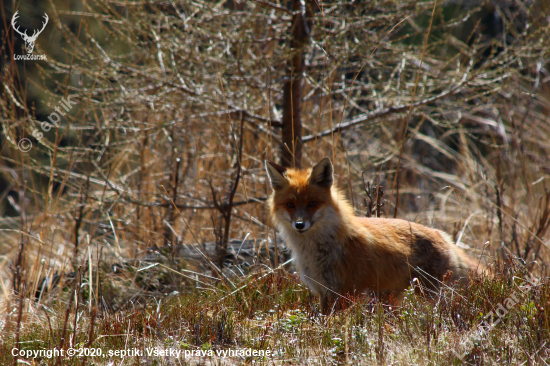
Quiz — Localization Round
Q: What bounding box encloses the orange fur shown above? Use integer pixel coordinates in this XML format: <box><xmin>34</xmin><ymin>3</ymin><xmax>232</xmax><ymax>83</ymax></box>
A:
<box><xmin>265</xmin><ymin>158</ymin><xmax>483</xmax><ymax>314</ymax></box>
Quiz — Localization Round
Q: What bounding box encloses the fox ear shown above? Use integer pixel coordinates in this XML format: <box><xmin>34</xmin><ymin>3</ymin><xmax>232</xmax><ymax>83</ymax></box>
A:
<box><xmin>265</xmin><ymin>160</ymin><xmax>288</xmax><ymax>190</ymax></box>
<box><xmin>310</xmin><ymin>157</ymin><xmax>333</xmax><ymax>188</ymax></box>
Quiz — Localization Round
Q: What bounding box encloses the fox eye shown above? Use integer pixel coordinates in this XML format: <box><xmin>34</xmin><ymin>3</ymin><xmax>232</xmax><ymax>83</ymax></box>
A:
<box><xmin>287</xmin><ymin>202</ymin><xmax>295</xmax><ymax>208</ymax></box>
<box><xmin>308</xmin><ymin>201</ymin><xmax>317</xmax><ymax>207</ymax></box>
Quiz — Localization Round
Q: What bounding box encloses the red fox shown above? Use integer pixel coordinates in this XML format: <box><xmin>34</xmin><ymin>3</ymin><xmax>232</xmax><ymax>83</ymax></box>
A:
<box><xmin>265</xmin><ymin>157</ymin><xmax>482</xmax><ymax>314</ymax></box>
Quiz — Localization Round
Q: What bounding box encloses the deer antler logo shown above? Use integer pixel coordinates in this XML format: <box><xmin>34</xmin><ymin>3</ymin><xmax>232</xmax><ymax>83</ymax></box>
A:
<box><xmin>11</xmin><ymin>11</ymin><xmax>49</xmax><ymax>54</ymax></box>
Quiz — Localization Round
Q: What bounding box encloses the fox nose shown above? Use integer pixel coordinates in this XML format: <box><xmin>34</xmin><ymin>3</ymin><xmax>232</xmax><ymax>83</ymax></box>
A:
<box><xmin>295</xmin><ymin>221</ymin><xmax>305</xmax><ymax>230</ymax></box>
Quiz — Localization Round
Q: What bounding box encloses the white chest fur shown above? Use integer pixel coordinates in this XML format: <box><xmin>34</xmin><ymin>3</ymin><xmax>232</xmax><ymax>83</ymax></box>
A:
<box><xmin>277</xmin><ymin>218</ymin><xmax>343</xmax><ymax>296</ymax></box>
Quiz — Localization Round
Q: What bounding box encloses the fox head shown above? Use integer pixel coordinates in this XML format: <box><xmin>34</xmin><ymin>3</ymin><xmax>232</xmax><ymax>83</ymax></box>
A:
<box><xmin>265</xmin><ymin>158</ymin><xmax>334</xmax><ymax>234</ymax></box>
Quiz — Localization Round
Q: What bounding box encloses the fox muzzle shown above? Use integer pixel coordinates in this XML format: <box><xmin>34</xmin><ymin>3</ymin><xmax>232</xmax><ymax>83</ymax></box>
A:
<box><xmin>293</xmin><ymin>220</ymin><xmax>311</xmax><ymax>233</ymax></box>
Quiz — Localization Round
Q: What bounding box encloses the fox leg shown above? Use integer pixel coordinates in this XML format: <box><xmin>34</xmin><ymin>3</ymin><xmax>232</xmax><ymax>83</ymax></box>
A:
<box><xmin>320</xmin><ymin>292</ymin><xmax>339</xmax><ymax>315</ymax></box>
<box><xmin>390</xmin><ymin>291</ymin><xmax>405</xmax><ymax>306</ymax></box>
<box><xmin>321</xmin><ymin>293</ymin><xmax>354</xmax><ymax>314</ymax></box>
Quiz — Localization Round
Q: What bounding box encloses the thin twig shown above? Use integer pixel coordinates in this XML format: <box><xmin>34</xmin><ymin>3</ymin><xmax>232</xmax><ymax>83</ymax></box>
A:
<box><xmin>302</xmin><ymin>77</ymin><xmax>469</xmax><ymax>143</ymax></box>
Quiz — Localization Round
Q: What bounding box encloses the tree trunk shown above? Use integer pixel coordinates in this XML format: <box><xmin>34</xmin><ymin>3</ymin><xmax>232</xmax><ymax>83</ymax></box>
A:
<box><xmin>281</xmin><ymin>0</ymin><xmax>312</xmax><ymax>168</ymax></box>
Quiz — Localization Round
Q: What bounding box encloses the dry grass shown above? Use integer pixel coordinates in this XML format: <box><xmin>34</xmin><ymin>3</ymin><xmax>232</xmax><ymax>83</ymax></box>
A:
<box><xmin>0</xmin><ymin>266</ymin><xmax>548</xmax><ymax>365</ymax></box>
<box><xmin>1</xmin><ymin>0</ymin><xmax>550</xmax><ymax>364</ymax></box>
